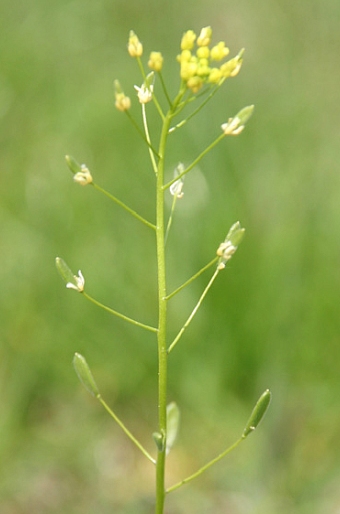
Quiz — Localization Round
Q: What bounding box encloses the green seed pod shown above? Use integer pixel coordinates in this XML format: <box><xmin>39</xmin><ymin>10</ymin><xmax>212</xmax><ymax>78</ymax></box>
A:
<box><xmin>73</xmin><ymin>353</ymin><xmax>100</xmax><ymax>397</ymax></box>
<box><xmin>55</xmin><ymin>257</ymin><xmax>75</xmax><ymax>285</ymax></box>
<box><xmin>226</xmin><ymin>221</ymin><xmax>245</xmax><ymax>247</ymax></box>
<box><xmin>243</xmin><ymin>389</ymin><xmax>271</xmax><ymax>438</ymax></box>
<box><xmin>166</xmin><ymin>402</ymin><xmax>180</xmax><ymax>454</ymax></box>
<box><xmin>65</xmin><ymin>155</ymin><xmax>82</xmax><ymax>175</ymax></box>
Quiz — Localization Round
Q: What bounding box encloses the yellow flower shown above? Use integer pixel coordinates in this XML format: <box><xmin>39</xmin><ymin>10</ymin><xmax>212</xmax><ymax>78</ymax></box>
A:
<box><xmin>197</xmin><ymin>26</ymin><xmax>212</xmax><ymax>46</ymax></box>
<box><xmin>128</xmin><ymin>30</ymin><xmax>143</xmax><ymax>57</ymax></box>
<box><xmin>210</xmin><ymin>41</ymin><xmax>230</xmax><ymax>61</ymax></box>
<box><xmin>148</xmin><ymin>51</ymin><xmax>164</xmax><ymax>71</ymax></box>
<box><xmin>114</xmin><ymin>80</ymin><xmax>131</xmax><ymax>111</ymax></box>
<box><xmin>181</xmin><ymin>30</ymin><xmax>196</xmax><ymax>50</ymax></box>
<box><xmin>186</xmin><ymin>76</ymin><xmax>204</xmax><ymax>93</ymax></box>
<box><xmin>208</xmin><ymin>68</ymin><xmax>223</xmax><ymax>83</ymax></box>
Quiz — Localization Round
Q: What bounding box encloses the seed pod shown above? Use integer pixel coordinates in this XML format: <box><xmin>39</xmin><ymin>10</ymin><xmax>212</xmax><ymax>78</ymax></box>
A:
<box><xmin>243</xmin><ymin>389</ymin><xmax>271</xmax><ymax>438</ymax></box>
<box><xmin>73</xmin><ymin>353</ymin><xmax>100</xmax><ymax>398</ymax></box>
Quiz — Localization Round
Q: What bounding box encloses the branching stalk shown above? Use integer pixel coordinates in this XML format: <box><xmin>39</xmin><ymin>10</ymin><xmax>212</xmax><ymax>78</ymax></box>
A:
<box><xmin>92</xmin><ymin>182</ymin><xmax>156</xmax><ymax>230</ymax></box>
<box><xmin>83</xmin><ymin>292</ymin><xmax>158</xmax><ymax>333</ymax></box>
<box><xmin>167</xmin><ymin>267</ymin><xmax>220</xmax><ymax>353</ymax></box>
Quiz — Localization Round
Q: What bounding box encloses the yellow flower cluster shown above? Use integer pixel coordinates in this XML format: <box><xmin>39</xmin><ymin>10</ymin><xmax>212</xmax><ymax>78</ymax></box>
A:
<box><xmin>177</xmin><ymin>26</ymin><xmax>243</xmax><ymax>93</ymax></box>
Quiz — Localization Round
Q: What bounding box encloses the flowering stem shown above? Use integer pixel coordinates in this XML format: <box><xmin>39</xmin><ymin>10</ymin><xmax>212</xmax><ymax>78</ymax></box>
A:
<box><xmin>154</xmin><ymin>109</ymin><xmax>172</xmax><ymax>514</ymax></box>
<box><xmin>91</xmin><ymin>182</ymin><xmax>156</xmax><ymax>230</ymax></box>
<box><xmin>167</xmin><ymin>267</ymin><xmax>220</xmax><ymax>354</ymax></box>
<box><xmin>98</xmin><ymin>395</ymin><xmax>156</xmax><ymax>464</ymax></box>
<box><xmin>163</xmin><ymin>132</ymin><xmax>225</xmax><ymax>190</ymax></box>
<box><xmin>83</xmin><ymin>292</ymin><xmax>158</xmax><ymax>333</ymax></box>
<box><xmin>165</xmin><ymin>257</ymin><xmax>219</xmax><ymax>300</ymax></box>
<box><xmin>166</xmin><ymin>436</ymin><xmax>244</xmax><ymax>493</ymax></box>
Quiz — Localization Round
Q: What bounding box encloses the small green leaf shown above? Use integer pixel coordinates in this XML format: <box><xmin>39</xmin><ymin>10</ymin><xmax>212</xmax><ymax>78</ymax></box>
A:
<box><xmin>65</xmin><ymin>155</ymin><xmax>82</xmax><ymax>175</ymax></box>
<box><xmin>166</xmin><ymin>402</ymin><xmax>180</xmax><ymax>454</ymax></box>
<box><xmin>73</xmin><ymin>353</ymin><xmax>100</xmax><ymax>397</ymax></box>
<box><xmin>243</xmin><ymin>389</ymin><xmax>271</xmax><ymax>438</ymax></box>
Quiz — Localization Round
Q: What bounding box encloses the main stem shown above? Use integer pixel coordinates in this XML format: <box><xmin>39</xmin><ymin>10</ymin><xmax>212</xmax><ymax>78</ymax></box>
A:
<box><xmin>155</xmin><ymin>111</ymin><xmax>172</xmax><ymax>514</ymax></box>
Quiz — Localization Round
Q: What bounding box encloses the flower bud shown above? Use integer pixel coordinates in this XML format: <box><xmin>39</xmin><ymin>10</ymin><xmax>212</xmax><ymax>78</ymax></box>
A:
<box><xmin>181</xmin><ymin>30</ymin><xmax>196</xmax><ymax>50</ymax></box>
<box><xmin>73</xmin><ymin>353</ymin><xmax>100</xmax><ymax>397</ymax></box>
<box><xmin>197</xmin><ymin>26</ymin><xmax>212</xmax><ymax>47</ymax></box>
<box><xmin>114</xmin><ymin>80</ymin><xmax>131</xmax><ymax>112</ymax></box>
<box><xmin>128</xmin><ymin>30</ymin><xmax>143</xmax><ymax>57</ymax></box>
<box><xmin>210</xmin><ymin>41</ymin><xmax>230</xmax><ymax>61</ymax></box>
<box><xmin>148</xmin><ymin>51</ymin><xmax>164</xmax><ymax>71</ymax></box>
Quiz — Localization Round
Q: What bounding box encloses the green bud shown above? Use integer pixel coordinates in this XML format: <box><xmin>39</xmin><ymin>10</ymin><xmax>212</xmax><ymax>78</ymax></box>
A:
<box><xmin>243</xmin><ymin>389</ymin><xmax>272</xmax><ymax>438</ymax></box>
<box><xmin>166</xmin><ymin>401</ymin><xmax>180</xmax><ymax>454</ymax></box>
<box><xmin>73</xmin><ymin>352</ymin><xmax>100</xmax><ymax>397</ymax></box>
<box><xmin>152</xmin><ymin>430</ymin><xmax>165</xmax><ymax>452</ymax></box>
<box><xmin>65</xmin><ymin>155</ymin><xmax>82</xmax><ymax>175</ymax></box>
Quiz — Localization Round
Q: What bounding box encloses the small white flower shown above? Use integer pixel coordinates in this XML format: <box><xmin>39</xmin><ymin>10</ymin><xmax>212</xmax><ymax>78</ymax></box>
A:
<box><xmin>134</xmin><ymin>83</ymin><xmax>154</xmax><ymax>104</ymax></box>
<box><xmin>221</xmin><ymin>116</ymin><xmax>244</xmax><ymax>136</ymax></box>
<box><xmin>66</xmin><ymin>270</ymin><xmax>85</xmax><ymax>292</ymax></box>
<box><xmin>73</xmin><ymin>165</ymin><xmax>93</xmax><ymax>185</ymax></box>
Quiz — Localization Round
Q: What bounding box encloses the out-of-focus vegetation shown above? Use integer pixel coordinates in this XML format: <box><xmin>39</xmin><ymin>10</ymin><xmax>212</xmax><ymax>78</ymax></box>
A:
<box><xmin>1</xmin><ymin>0</ymin><xmax>340</xmax><ymax>512</ymax></box>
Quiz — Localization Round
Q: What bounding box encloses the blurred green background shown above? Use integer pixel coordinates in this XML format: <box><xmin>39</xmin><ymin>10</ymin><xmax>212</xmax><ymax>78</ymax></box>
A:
<box><xmin>1</xmin><ymin>0</ymin><xmax>340</xmax><ymax>512</ymax></box>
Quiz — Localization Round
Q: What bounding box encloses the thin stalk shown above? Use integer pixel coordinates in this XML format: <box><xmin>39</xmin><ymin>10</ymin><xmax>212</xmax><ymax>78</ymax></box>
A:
<box><xmin>163</xmin><ymin>132</ymin><xmax>225</xmax><ymax>190</ymax></box>
<box><xmin>166</xmin><ymin>436</ymin><xmax>244</xmax><ymax>493</ymax></box>
<box><xmin>158</xmin><ymin>71</ymin><xmax>172</xmax><ymax>109</ymax></box>
<box><xmin>142</xmin><ymin>103</ymin><xmax>158</xmax><ymax>175</ymax></box>
<box><xmin>154</xmin><ymin>111</ymin><xmax>173</xmax><ymax>514</ymax></box>
<box><xmin>92</xmin><ymin>182</ymin><xmax>156</xmax><ymax>230</ymax></box>
<box><xmin>125</xmin><ymin>110</ymin><xmax>160</xmax><ymax>157</ymax></box>
<box><xmin>165</xmin><ymin>257</ymin><xmax>219</xmax><ymax>300</ymax></box>
<box><xmin>83</xmin><ymin>292</ymin><xmax>158</xmax><ymax>333</ymax></box>
<box><xmin>98</xmin><ymin>395</ymin><xmax>156</xmax><ymax>464</ymax></box>
<box><xmin>167</xmin><ymin>268</ymin><xmax>220</xmax><ymax>354</ymax></box>
<box><xmin>169</xmin><ymin>81</ymin><xmax>224</xmax><ymax>133</ymax></box>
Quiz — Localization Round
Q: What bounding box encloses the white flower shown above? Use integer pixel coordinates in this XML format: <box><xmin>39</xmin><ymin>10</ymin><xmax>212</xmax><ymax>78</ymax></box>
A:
<box><xmin>134</xmin><ymin>83</ymin><xmax>154</xmax><ymax>104</ymax></box>
<box><xmin>66</xmin><ymin>270</ymin><xmax>85</xmax><ymax>292</ymax></box>
<box><xmin>73</xmin><ymin>165</ymin><xmax>93</xmax><ymax>185</ymax></box>
<box><xmin>221</xmin><ymin>116</ymin><xmax>244</xmax><ymax>136</ymax></box>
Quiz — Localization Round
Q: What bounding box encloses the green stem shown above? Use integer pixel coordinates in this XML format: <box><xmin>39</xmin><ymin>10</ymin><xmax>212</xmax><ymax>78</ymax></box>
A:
<box><xmin>165</xmin><ymin>257</ymin><xmax>219</xmax><ymax>300</ymax></box>
<box><xmin>92</xmin><ymin>182</ymin><xmax>156</xmax><ymax>230</ymax></box>
<box><xmin>98</xmin><ymin>395</ymin><xmax>156</xmax><ymax>464</ymax></box>
<box><xmin>163</xmin><ymin>132</ymin><xmax>225</xmax><ymax>191</ymax></box>
<box><xmin>125</xmin><ymin>110</ymin><xmax>160</xmax><ymax>157</ymax></box>
<box><xmin>155</xmin><ymin>110</ymin><xmax>173</xmax><ymax>514</ymax></box>
<box><xmin>166</xmin><ymin>436</ymin><xmax>244</xmax><ymax>493</ymax></box>
<box><xmin>167</xmin><ymin>268</ymin><xmax>220</xmax><ymax>354</ymax></box>
<box><xmin>83</xmin><ymin>292</ymin><xmax>158</xmax><ymax>333</ymax></box>
<box><xmin>142</xmin><ymin>103</ymin><xmax>158</xmax><ymax>175</ymax></box>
